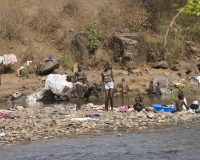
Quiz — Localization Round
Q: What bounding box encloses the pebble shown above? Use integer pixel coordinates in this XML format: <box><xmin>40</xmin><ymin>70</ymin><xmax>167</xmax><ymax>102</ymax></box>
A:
<box><xmin>0</xmin><ymin>107</ymin><xmax>198</xmax><ymax>146</ymax></box>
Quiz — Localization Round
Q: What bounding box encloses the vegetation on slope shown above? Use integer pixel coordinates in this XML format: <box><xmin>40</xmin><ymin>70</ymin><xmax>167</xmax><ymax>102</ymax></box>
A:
<box><xmin>0</xmin><ymin>0</ymin><xmax>199</xmax><ymax>72</ymax></box>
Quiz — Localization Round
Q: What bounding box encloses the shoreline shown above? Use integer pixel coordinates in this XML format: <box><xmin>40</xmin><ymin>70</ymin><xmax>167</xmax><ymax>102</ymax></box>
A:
<box><xmin>0</xmin><ymin>106</ymin><xmax>199</xmax><ymax>146</ymax></box>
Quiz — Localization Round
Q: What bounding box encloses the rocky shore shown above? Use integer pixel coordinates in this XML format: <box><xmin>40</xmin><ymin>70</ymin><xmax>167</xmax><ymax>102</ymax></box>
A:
<box><xmin>0</xmin><ymin>106</ymin><xmax>199</xmax><ymax>146</ymax></box>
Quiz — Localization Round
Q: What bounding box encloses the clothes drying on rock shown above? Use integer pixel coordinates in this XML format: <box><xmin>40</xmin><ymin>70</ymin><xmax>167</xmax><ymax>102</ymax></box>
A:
<box><xmin>192</xmin><ymin>76</ymin><xmax>200</xmax><ymax>84</ymax></box>
<box><xmin>0</xmin><ymin>56</ymin><xmax>4</xmax><ymax>64</ymax></box>
<box><xmin>45</xmin><ymin>74</ymin><xmax>73</xmax><ymax>95</ymax></box>
<box><xmin>3</xmin><ymin>54</ymin><xmax>18</xmax><ymax>66</ymax></box>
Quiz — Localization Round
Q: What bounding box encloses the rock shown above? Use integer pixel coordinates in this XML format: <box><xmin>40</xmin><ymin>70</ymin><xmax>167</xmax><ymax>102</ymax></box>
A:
<box><xmin>117</xmin><ymin>133</ymin><xmax>123</xmax><ymax>137</ymax></box>
<box><xmin>160</xmin><ymin>114</ymin><xmax>166</xmax><ymax>120</ymax></box>
<box><xmin>127</xmin><ymin>108</ymin><xmax>134</xmax><ymax>113</ymax></box>
<box><xmin>157</xmin><ymin>119</ymin><xmax>165</xmax><ymax>123</ymax></box>
<box><xmin>111</xmin><ymin>33</ymin><xmax>146</xmax><ymax>69</ymax></box>
<box><xmin>71</xmin><ymin>33</ymin><xmax>89</xmax><ymax>62</ymax></box>
<box><xmin>185</xmin><ymin>126</ymin><xmax>190</xmax><ymax>129</ymax></box>
<box><xmin>128</xmin><ymin>69</ymin><xmax>143</xmax><ymax>76</ymax></box>
<box><xmin>152</xmin><ymin>61</ymin><xmax>168</xmax><ymax>69</ymax></box>
<box><xmin>147</xmin><ymin>113</ymin><xmax>154</xmax><ymax>119</ymax></box>
<box><xmin>171</xmin><ymin>64</ymin><xmax>181</xmax><ymax>71</ymax></box>
<box><xmin>16</xmin><ymin>106</ymin><xmax>24</xmax><ymax>111</ymax></box>
<box><xmin>186</xmin><ymin>62</ymin><xmax>199</xmax><ymax>76</ymax></box>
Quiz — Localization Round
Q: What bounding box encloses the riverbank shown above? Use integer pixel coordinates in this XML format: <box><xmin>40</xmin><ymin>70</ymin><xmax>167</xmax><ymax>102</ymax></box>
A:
<box><xmin>0</xmin><ymin>66</ymin><xmax>198</xmax><ymax>102</ymax></box>
<box><xmin>0</xmin><ymin>106</ymin><xmax>199</xmax><ymax>146</ymax></box>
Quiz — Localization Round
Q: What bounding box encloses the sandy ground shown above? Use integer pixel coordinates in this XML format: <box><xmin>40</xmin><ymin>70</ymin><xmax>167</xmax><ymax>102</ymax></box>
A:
<box><xmin>0</xmin><ymin>67</ymin><xmax>182</xmax><ymax>101</ymax></box>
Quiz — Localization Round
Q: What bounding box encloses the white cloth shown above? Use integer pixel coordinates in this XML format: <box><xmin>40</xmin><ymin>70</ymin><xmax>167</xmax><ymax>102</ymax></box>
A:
<box><xmin>26</xmin><ymin>89</ymin><xmax>44</xmax><ymax>102</ymax></box>
<box><xmin>71</xmin><ymin>117</ymin><xmax>99</xmax><ymax>121</ymax></box>
<box><xmin>182</xmin><ymin>97</ymin><xmax>187</xmax><ymax>111</ymax></box>
<box><xmin>26</xmin><ymin>60</ymin><xmax>32</xmax><ymax>66</ymax></box>
<box><xmin>0</xmin><ymin>56</ymin><xmax>4</xmax><ymax>64</ymax></box>
<box><xmin>45</xmin><ymin>74</ymin><xmax>73</xmax><ymax>95</ymax></box>
<box><xmin>193</xmin><ymin>76</ymin><xmax>200</xmax><ymax>83</ymax></box>
<box><xmin>3</xmin><ymin>54</ymin><xmax>17</xmax><ymax>66</ymax></box>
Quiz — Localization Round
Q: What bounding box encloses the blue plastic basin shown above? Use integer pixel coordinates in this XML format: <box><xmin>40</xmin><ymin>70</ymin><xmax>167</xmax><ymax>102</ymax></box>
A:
<box><xmin>152</xmin><ymin>104</ymin><xmax>175</xmax><ymax>112</ymax></box>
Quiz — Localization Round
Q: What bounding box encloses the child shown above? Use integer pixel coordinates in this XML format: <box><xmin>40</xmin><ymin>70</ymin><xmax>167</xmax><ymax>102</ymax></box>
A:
<box><xmin>73</xmin><ymin>64</ymin><xmax>87</xmax><ymax>110</ymax></box>
<box><xmin>133</xmin><ymin>97</ymin><xmax>144</xmax><ymax>112</ymax></box>
<box><xmin>178</xmin><ymin>89</ymin><xmax>187</xmax><ymax>110</ymax></box>
<box><xmin>138</xmin><ymin>95</ymin><xmax>153</xmax><ymax>112</ymax></box>
<box><xmin>118</xmin><ymin>78</ymin><xmax>129</xmax><ymax>99</ymax></box>
<box><xmin>148</xmin><ymin>80</ymin><xmax>154</xmax><ymax>95</ymax></box>
<box><xmin>101</xmin><ymin>63</ymin><xmax>114</xmax><ymax>111</ymax></box>
<box><xmin>155</xmin><ymin>82</ymin><xmax>162</xmax><ymax>95</ymax></box>
<box><xmin>172</xmin><ymin>93</ymin><xmax>189</xmax><ymax>113</ymax></box>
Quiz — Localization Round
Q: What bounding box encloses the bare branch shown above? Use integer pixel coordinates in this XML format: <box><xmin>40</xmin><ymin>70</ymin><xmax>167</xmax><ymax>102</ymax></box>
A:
<box><xmin>164</xmin><ymin>2</ymin><xmax>191</xmax><ymax>48</ymax></box>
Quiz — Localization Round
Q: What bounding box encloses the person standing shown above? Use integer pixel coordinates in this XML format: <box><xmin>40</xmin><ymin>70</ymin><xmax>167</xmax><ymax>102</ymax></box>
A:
<box><xmin>155</xmin><ymin>82</ymin><xmax>162</xmax><ymax>95</ymax></box>
<box><xmin>73</xmin><ymin>64</ymin><xmax>87</xmax><ymax>111</ymax></box>
<box><xmin>118</xmin><ymin>78</ymin><xmax>129</xmax><ymax>99</ymax></box>
<box><xmin>148</xmin><ymin>80</ymin><xmax>154</xmax><ymax>95</ymax></box>
<box><xmin>101</xmin><ymin>63</ymin><xmax>114</xmax><ymax>111</ymax></box>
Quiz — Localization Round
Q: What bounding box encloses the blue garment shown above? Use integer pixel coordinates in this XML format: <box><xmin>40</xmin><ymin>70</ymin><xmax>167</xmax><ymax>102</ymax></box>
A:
<box><xmin>48</xmin><ymin>56</ymin><xmax>53</xmax><ymax>62</ymax></box>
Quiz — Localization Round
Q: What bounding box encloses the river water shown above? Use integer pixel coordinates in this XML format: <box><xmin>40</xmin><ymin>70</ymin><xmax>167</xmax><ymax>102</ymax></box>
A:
<box><xmin>1</xmin><ymin>91</ymin><xmax>200</xmax><ymax>109</ymax></box>
<box><xmin>1</xmin><ymin>123</ymin><xmax>200</xmax><ymax>160</ymax></box>
<box><xmin>0</xmin><ymin>92</ymin><xmax>200</xmax><ymax>160</ymax></box>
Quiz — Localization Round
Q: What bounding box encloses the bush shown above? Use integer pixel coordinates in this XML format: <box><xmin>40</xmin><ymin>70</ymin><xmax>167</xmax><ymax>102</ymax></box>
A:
<box><xmin>64</xmin><ymin>53</ymin><xmax>74</xmax><ymax>69</ymax></box>
<box><xmin>84</xmin><ymin>21</ymin><xmax>101</xmax><ymax>53</ymax></box>
<box><xmin>20</xmin><ymin>67</ymin><xmax>29</xmax><ymax>77</ymax></box>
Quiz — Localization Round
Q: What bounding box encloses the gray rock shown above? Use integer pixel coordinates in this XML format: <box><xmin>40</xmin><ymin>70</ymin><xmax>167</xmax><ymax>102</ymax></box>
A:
<box><xmin>152</xmin><ymin>61</ymin><xmax>168</xmax><ymax>69</ymax></box>
<box><xmin>111</xmin><ymin>33</ymin><xmax>146</xmax><ymax>69</ymax></box>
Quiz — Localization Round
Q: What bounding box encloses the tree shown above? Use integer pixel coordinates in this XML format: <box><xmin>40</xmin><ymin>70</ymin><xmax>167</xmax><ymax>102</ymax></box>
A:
<box><xmin>164</xmin><ymin>0</ymin><xmax>200</xmax><ymax>48</ymax></box>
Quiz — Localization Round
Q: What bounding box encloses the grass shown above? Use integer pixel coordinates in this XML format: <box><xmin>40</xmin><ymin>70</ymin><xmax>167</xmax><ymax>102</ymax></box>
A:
<box><xmin>0</xmin><ymin>0</ymin><xmax>199</xmax><ymax>70</ymax></box>
<box><xmin>141</xmin><ymin>84</ymin><xmax>146</xmax><ymax>87</ymax></box>
<box><xmin>64</xmin><ymin>53</ymin><xmax>74</xmax><ymax>69</ymax></box>
<box><xmin>130</xmin><ymin>79</ymin><xmax>136</xmax><ymax>83</ymax></box>
<box><xmin>20</xmin><ymin>66</ymin><xmax>29</xmax><ymax>77</ymax></box>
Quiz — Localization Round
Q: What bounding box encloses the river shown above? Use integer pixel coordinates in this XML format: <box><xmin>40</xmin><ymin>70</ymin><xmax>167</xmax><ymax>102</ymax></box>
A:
<box><xmin>0</xmin><ymin>123</ymin><xmax>200</xmax><ymax>160</ymax></box>
<box><xmin>0</xmin><ymin>92</ymin><xmax>200</xmax><ymax>160</ymax></box>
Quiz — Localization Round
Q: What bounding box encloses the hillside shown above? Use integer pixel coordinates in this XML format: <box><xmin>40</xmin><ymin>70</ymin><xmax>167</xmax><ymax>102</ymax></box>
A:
<box><xmin>0</xmin><ymin>0</ymin><xmax>200</xmax><ymax>70</ymax></box>
<box><xmin>0</xmin><ymin>0</ymin><xmax>200</xmax><ymax>101</ymax></box>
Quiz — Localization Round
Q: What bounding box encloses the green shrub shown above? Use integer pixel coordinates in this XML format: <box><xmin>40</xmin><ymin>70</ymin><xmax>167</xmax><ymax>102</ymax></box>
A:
<box><xmin>141</xmin><ymin>84</ymin><xmax>146</xmax><ymax>87</ymax></box>
<box><xmin>64</xmin><ymin>53</ymin><xmax>74</xmax><ymax>69</ymax></box>
<box><xmin>21</xmin><ymin>66</ymin><xmax>29</xmax><ymax>77</ymax></box>
<box><xmin>84</xmin><ymin>21</ymin><xmax>101</xmax><ymax>53</ymax></box>
<box><xmin>134</xmin><ymin>88</ymin><xmax>139</xmax><ymax>93</ymax></box>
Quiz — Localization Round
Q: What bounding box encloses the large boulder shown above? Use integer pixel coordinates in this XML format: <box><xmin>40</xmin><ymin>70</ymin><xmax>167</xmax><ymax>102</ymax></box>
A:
<box><xmin>185</xmin><ymin>41</ymin><xmax>200</xmax><ymax>58</ymax></box>
<box><xmin>71</xmin><ymin>32</ymin><xmax>89</xmax><ymax>63</ymax></box>
<box><xmin>152</xmin><ymin>61</ymin><xmax>168</xmax><ymax>69</ymax></box>
<box><xmin>110</xmin><ymin>33</ymin><xmax>147</xmax><ymax>69</ymax></box>
<box><xmin>186</xmin><ymin>62</ymin><xmax>199</xmax><ymax>77</ymax></box>
<box><xmin>36</xmin><ymin>57</ymin><xmax>60</xmax><ymax>75</ymax></box>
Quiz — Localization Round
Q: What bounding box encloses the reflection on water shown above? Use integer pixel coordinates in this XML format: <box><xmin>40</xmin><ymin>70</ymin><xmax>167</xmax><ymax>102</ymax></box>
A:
<box><xmin>1</xmin><ymin>123</ymin><xmax>200</xmax><ymax>160</ymax></box>
<box><xmin>1</xmin><ymin>92</ymin><xmax>200</xmax><ymax>109</ymax></box>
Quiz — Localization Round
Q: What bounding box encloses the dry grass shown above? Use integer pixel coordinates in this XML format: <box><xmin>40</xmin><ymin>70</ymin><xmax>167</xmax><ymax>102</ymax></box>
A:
<box><xmin>0</xmin><ymin>0</ymin><xmax>199</xmax><ymax>69</ymax></box>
